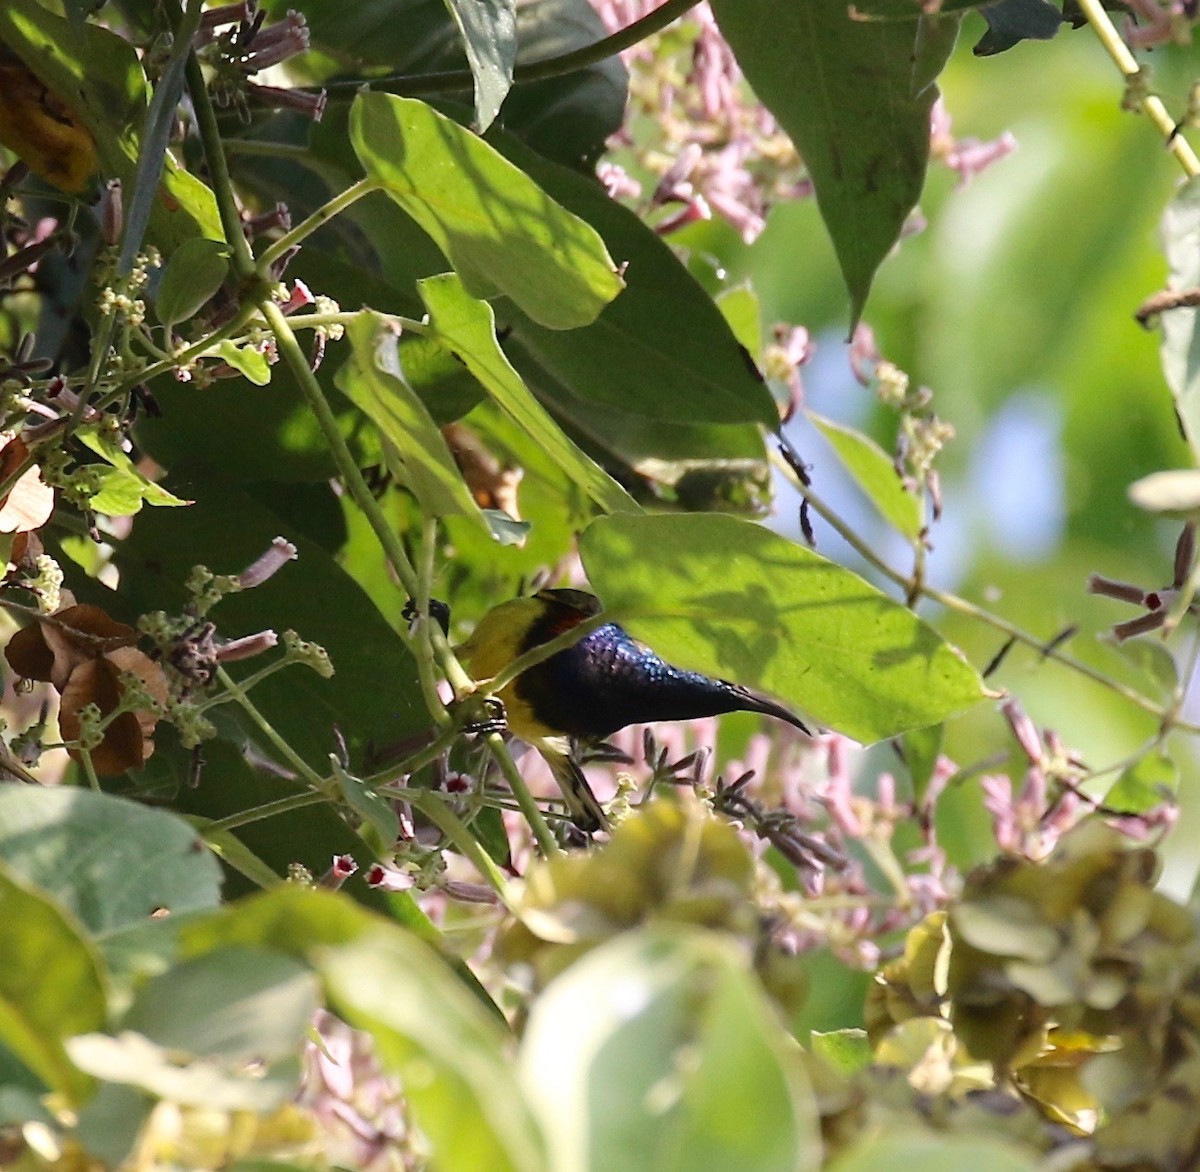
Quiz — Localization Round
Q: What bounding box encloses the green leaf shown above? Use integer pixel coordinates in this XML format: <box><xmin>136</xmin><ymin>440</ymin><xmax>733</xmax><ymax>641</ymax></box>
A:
<box><xmin>154</xmin><ymin>237</ymin><xmax>230</xmax><ymax>328</ymax></box>
<box><xmin>180</xmin><ymin>885</ymin><xmax>377</xmax><ymax>960</ymax></box>
<box><xmin>335</xmin><ymin>310</ymin><xmax>488</xmax><ymax>529</ymax></box>
<box><xmin>809</xmin><ymin>1029</ymin><xmax>872</xmax><ymax>1077</ymax></box>
<box><xmin>393</xmin><ymin>331</ymin><xmax>486</xmax><ymax>423</ymax></box>
<box><xmin>1105</xmin><ymin>750</ymin><xmax>1178</xmax><ymax>814</ymax></box>
<box><xmin>579</xmin><ymin>513</ymin><xmax>985</xmax><ymax>743</ymax></box>
<box><xmin>322</xmin><ymin>926</ymin><xmax>548</xmax><ymax>1172</ymax></box>
<box><xmin>0</xmin><ymin>863</ymin><xmax>107</xmax><ymax>1104</ymax></box>
<box><xmin>829</xmin><ymin>1132</ymin><xmax>1040</xmax><ymax>1171</ymax></box>
<box><xmin>178</xmin><ymin>885</ymin><xmax>506</xmax><ymax>1025</ymax></box>
<box><xmin>122</xmin><ymin>946</ymin><xmax>319</xmax><ymax>1063</ymax></box>
<box><xmin>809</xmin><ymin>412</ymin><xmax>923</xmax><ymax>539</ymax></box>
<box><xmin>77</xmin><ymin>428</ymin><xmax>192</xmax><ymax>517</ymax></box>
<box><xmin>487</xmin><ymin>128</ymin><xmax>779</xmax><ymax>427</ymax></box>
<box><xmin>716</xmin><ymin>284</ymin><xmax>763</xmax><ymax>363</ymax></box>
<box><xmin>445</xmin><ymin>0</ymin><xmax>516</xmax><ymax>131</ymax></box>
<box><xmin>1160</xmin><ymin>176</ymin><xmax>1200</xmax><ymax>458</ymax></box>
<box><xmin>110</xmin><ymin>477</ymin><xmax>426</xmax><ymax>768</ymax></box>
<box><xmin>0</xmin><ymin>783</ymin><xmax>222</xmax><ymax>935</ymax></box>
<box><xmin>0</xmin><ymin>1</ymin><xmax>221</xmax><ymax>253</ymax></box>
<box><xmin>69</xmin><ymin>946</ymin><xmax>318</xmax><ymax>1111</ymax></box>
<box><xmin>351</xmin><ymin>92</ymin><xmax>623</xmax><ymax>329</ymax></box>
<box><xmin>519</xmin><ymin>926</ymin><xmax>820</xmax><ymax>1172</ymax></box>
<box><xmin>75</xmin><ymin>1084</ymin><xmax>155</xmax><ymax>1169</ymax></box>
<box><xmin>215</xmin><ymin>340</ymin><xmax>272</xmax><ymax>386</ymax></box>
<box><xmin>331</xmin><ymin>760</ymin><xmax>401</xmax><ymax>854</ymax></box>
<box><xmin>136</xmin><ymin>352</ymin><xmax>380</xmax><ymax>483</ymax></box>
<box><xmin>710</xmin><ymin>0</ymin><xmax>955</xmax><ymax>325</ymax></box>
<box><xmin>418</xmin><ymin>273</ymin><xmax>639</xmax><ymax>515</ymax></box>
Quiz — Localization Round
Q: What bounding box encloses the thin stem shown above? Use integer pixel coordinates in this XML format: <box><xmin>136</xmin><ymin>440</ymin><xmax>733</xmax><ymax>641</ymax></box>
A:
<box><xmin>216</xmin><ymin>665</ymin><xmax>326</xmax><ymax>788</ymax></box>
<box><xmin>413</xmin><ymin>517</ymin><xmax>451</xmax><ymax>726</ymax></box>
<box><xmin>223</xmin><ymin>139</ymin><xmax>311</xmax><ymax>160</ymax></box>
<box><xmin>286</xmin><ymin>310</ymin><xmax>424</xmax><ymax>334</ymax></box>
<box><xmin>79</xmin><ymin>750</ymin><xmax>101</xmax><ymax>792</ymax></box>
<box><xmin>406</xmin><ymin>788</ymin><xmax>517</xmax><ymax>908</ymax></box>
<box><xmin>922</xmin><ymin>581</ymin><xmax>1200</xmax><ymax>732</ymax></box>
<box><xmin>256</xmin><ymin>177</ymin><xmax>378</xmax><ymax>273</ymax></box>
<box><xmin>195</xmin><ymin>654</ymin><xmax>295</xmax><ymax>712</ymax></box>
<box><xmin>1077</xmin><ymin>0</ymin><xmax>1200</xmax><ymax>177</ymax></box>
<box><xmin>261</xmin><ymin>299</ymin><xmax>420</xmax><ymax>596</ymax></box>
<box><xmin>320</xmin><ymin>0</ymin><xmax>701</xmax><ymax>98</ymax></box>
<box><xmin>359</xmin><ymin>725</ymin><xmax>463</xmax><ymax>789</ymax></box>
<box><xmin>261</xmin><ymin>297</ymin><xmax>531</xmax><ymax>786</ymax></box>
<box><xmin>208</xmin><ymin>790</ymin><xmax>328</xmax><ymax>832</ymax></box>
<box><xmin>484</xmin><ymin>731</ymin><xmax>562</xmax><ymax>858</ymax></box>
<box><xmin>185</xmin><ymin>51</ymin><xmax>258</xmax><ymax>279</ymax></box>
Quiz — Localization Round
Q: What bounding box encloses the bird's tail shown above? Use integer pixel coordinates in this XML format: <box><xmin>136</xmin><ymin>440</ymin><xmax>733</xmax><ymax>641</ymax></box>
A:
<box><xmin>542</xmin><ymin>745</ymin><xmax>610</xmax><ymax>834</ymax></box>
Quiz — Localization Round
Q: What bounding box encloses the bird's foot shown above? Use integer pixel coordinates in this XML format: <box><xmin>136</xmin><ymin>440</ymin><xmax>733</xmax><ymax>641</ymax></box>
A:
<box><xmin>462</xmin><ymin>695</ymin><xmax>508</xmax><ymax>738</ymax></box>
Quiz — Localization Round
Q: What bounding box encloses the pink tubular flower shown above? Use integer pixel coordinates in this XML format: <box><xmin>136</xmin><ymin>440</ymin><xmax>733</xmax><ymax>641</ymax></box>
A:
<box><xmin>929</xmin><ymin>97</ymin><xmax>1017</xmax><ymax>187</ymax></box>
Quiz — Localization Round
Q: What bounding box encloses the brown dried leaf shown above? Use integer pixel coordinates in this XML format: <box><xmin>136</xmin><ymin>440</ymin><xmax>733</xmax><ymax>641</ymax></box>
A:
<box><xmin>5</xmin><ymin>620</ymin><xmax>55</xmax><ymax>682</ymax></box>
<box><xmin>59</xmin><ymin>649</ymin><xmax>166</xmax><ymax>775</ymax></box>
<box><xmin>5</xmin><ymin>603</ymin><xmax>138</xmax><ymax>689</ymax></box>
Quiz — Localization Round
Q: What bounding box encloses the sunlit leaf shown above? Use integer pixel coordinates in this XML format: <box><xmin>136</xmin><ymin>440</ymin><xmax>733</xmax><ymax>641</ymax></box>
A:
<box><xmin>215</xmin><ymin>340</ymin><xmax>272</xmax><ymax>385</ymax></box>
<box><xmin>67</xmin><ymin>1030</ymin><xmax>301</xmax><ymax>1112</ymax></box>
<box><xmin>810</xmin><ymin>411</ymin><xmax>923</xmax><ymax>539</ymax></box>
<box><xmin>418</xmin><ymin>273</ymin><xmax>638</xmax><ymax>515</ymax></box>
<box><xmin>123</xmin><ymin>947</ymin><xmax>319</xmax><ymax>1063</ymax></box>
<box><xmin>489</xmin><ymin>128</ymin><xmax>779</xmax><ymax>427</ymax></box>
<box><xmin>809</xmin><ymin>1029</ymin><xmax>872</xmax><ymax>1077</ymax></box>
<box><xmin>899</xmin><ymin>723</ymin><xmax>945</xmax><ymax>804</ymax></box>
<box><xmin>77</xmin><ymin>429</ymin><xmax>191</xmax><ymax>517</ymax></box>
<box><xmin>350</xmin><ymin>92</ymin><xmax>623</xmax><ymax>329</ymax></box>
<box><xmin>580</xmin><ymin>512</ymin><xmax>985</xmax><ymax>742</ymax></box>
<box><xmin>1128</xmin><ymin>468</ymin><xmax>1200</xmax><ymax>517</ymax></box>
<box><xmin>1105</xmin><ymin>750</ymin><xmax>1178</xmax><ymax>814</ymax></box>
<box><xmin>261</xmin><ymin>0</ymin><xmax>626</xmax><ymax>167</ymax></box>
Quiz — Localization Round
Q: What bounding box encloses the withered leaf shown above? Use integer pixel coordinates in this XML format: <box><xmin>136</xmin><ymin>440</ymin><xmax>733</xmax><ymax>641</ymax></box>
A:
<box><xmin>59</xmin><ymin>648</ymin><xmax>167</xmax><ymax>775</ymax></box>
<box><xmin>5</xmin><ymin>603</ymin><xmax>138</xmax><ymax>689</ymax></box>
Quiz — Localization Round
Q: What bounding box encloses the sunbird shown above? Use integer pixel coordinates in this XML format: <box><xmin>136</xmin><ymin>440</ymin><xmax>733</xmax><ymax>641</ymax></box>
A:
<box><xmin>457</xmin><ymin>588</ymin><xmax>810</xmax><ymax>832</ymax></box>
